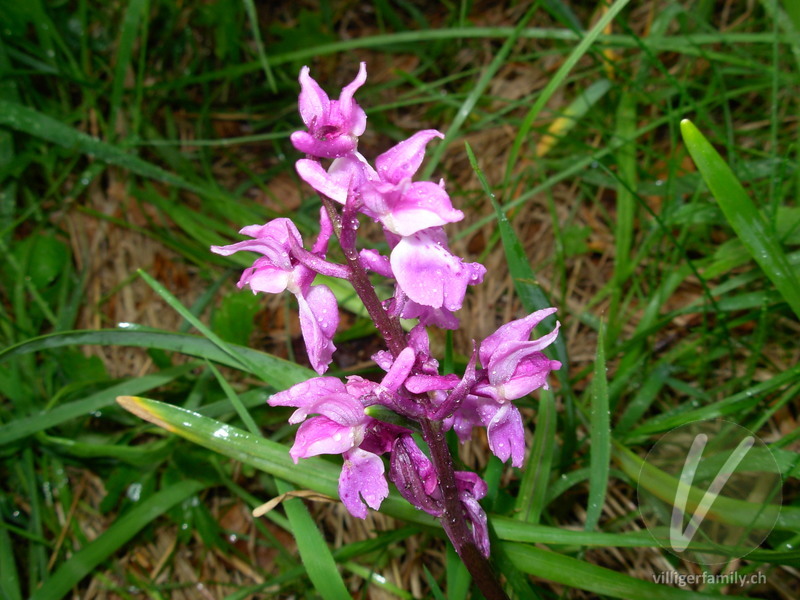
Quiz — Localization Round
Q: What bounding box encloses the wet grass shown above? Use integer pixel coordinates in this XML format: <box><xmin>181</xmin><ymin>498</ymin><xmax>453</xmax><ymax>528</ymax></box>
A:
<box><xmin>1</xmin><ymin>0</ymin><xmax>799</xmax><ymax>598</ymax></box>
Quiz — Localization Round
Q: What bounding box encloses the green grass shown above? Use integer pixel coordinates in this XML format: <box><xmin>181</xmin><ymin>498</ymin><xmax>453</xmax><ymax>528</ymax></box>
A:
<box><xmin>1</xmin><ymin>1</ymin><xmax>799</xmax><ymax>598</ymax></box>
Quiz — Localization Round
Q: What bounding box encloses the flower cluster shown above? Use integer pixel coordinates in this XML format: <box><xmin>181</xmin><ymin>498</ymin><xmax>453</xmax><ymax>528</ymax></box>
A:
<box><xmin>212</xmin><ymin>63</ymin><xmax>561</xmax><ymax>556</ymax></box>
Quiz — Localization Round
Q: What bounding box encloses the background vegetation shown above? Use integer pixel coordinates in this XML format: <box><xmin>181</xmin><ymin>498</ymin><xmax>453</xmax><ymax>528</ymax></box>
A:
<box><xmin>1</xmin><ymin>0</ymin><xmax>798</xmax><ymax>598</ymax></box>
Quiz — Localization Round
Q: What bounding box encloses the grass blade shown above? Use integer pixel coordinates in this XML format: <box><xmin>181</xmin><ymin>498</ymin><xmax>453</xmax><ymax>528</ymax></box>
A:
<box><xmin>505</xmin><ymin>542</ymin><xmax>729</xmax><ymax>599</ymax></box>
<box><xmin>115</xmin><ymin>396</ymin><xmax>435</xmax><ymax>526</ymax></box>
<box><xmin>30</xmin><ymin>480</ymin><xmax>206</xmax><ymax>600</ymax></box>
<box><xmin>0</xmin><ymin>329</ymin><xmax>313</xmax><ymax>390</ymax></box>
<box><xmin>680</xmin><ymin>119</ymin><xmax>800</xmax><ymax>319</ymax></box>
<box><xmin>275</xmin><ymin>478</ymin><xmax>351</xmax><ymax>600</ymax></box>
<box><xmin>503</xmin><ymin>0</ymin><xmax>632</xmax><ymax>188</ymax></box>
<box><xmin>515</xmin><ymin>388</ymin><xmax>556</xmax><ymax>523</ymax></box>
<box><xmin>422</xmin><ymin>2</ymin><xmax>539</xmax><ymax>177</ymax></box>
<box><xmin>585</xmin><ymin>323</ymin><xmax>610</xmax><ymax>531</ymax></box>
<box><xmin>0</xmin><ymin>363</ymin><xmax>196</xmax><ymax>445</ymax></box>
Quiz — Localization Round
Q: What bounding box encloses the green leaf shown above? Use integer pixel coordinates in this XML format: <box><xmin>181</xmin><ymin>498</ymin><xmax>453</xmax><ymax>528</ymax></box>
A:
<box><xmin>680</xmin><ymin>119</ymin><xmax>800</xmax><ymax>319</ymax></box>
<box><xmin>115</xmin><ymin>396</ymin><xmax>435</xmax><ymax>527</ymax></box>
<box><xmin>515</xmin><ymin>388</ymin><xmax>556</xmax><ymax>523</ymax></box>
<box><xmin>275</xmin><ymin>478</ymin><xmax>350</xmax><ymax>600</ymax></box>
<box><xmin>0</xmin><ymin>328</ymin><xmax>313</xmax><ymax>391</ymax></box>
<box><xmin>30</xmin><ymin>480</ymin><xmax>206</xmax><ymax>600</ymax></box>
<box><xmin>0</xmin><ymin>100</ymin><xmax>217</xmax><ymax>200</ymax></box>
<box><xmin>505</xmin><ymin>543</ymin><xmax>729</xmax><ymax>599</ymax></box>
<box><xmin>0</xmin><ymin>362</ymin><xmax>197</xmax><ymax>445</ymax></box>
<box><xmin>615</xmin><ymin>444</ymin><xmax>800</xmax><ymax>533</ymax></box>
<box><xmin>585</xmin><ymin>324</ymin><xmax>610</xmax><ymax>531</ymax></box>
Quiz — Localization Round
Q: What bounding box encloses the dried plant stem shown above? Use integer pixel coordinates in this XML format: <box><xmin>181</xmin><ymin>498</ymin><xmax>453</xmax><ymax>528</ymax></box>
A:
<box><xmin>318</xmin><ymin>194</ymin><xmax>509</xmax><ymax>600</ymax></box>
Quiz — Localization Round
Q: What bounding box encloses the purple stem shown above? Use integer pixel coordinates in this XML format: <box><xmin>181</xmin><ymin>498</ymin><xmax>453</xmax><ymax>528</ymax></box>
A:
<box><xmin>316</xmin><ymin>193</ymin><xmax>509</xmax><ymax>600</ymax></box>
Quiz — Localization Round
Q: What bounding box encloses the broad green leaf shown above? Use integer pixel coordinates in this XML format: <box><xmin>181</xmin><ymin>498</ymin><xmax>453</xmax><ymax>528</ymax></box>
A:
<box><xmin>680</xmin><ymin>119</ymin><xmax>800</xmax><ymax>319</ymax></box>
<box><xmin>113</xmin><ymin>397</ymin><xmax>800</xmax><ymax>566</ymax></box>
<box><xmin>116</xmin><ymin>396</ymin><xmax>435</xmax><ymax>527</ymax></box>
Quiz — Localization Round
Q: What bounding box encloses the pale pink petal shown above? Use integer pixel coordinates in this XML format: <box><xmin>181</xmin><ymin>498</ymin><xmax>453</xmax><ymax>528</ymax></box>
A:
<box><xmin>297</xmin><ymin>66</ymin><xmax>330</xmax><ymax>128</ymax></box>
<box><xmin>297</xmin><ymin>285</ymin><xmax>338</xmax><ymax>374</ymax></box>
<box><xmin>240</xmin><ymin>260</ymin><xmax>291</xmax><ymax>294</ymax></box>
<box><xmin>388</xmin><ymin>181</ymin><xmax>464</xmax><ymax>236</ymax></box>
<box><xmin>389</xmin><ymin>230</ymin><xmax>454</xmax><ymax>308</ymax></box>
<box><xmin>339</xmin><ymin>448</ymin><xmax>388</xmax><ymax>519</ymax></box>
<box><xmin>268</xmin><ymin>377</ymin><xmax>346</xmax><ymax>408</ymax></box>
<box><xmin>288</xmin><ymin>392</ymin><xmax>364</xmax><ymax>426</ymax></box>
<box><xmin>486</xmin><ymin>403</ymin><xmax>526</xmax><ymax>467</ymax></box>
<box><xmin>337</xmin><ymin>62</ymin><xmax>368</xmax><ymax>136</ymax></box>
<box><xmin>375</xmin><ymin>130</ymin><xmax>443</xmax><ymax>185</ymax></box>
<box><xmin>479</xmin><ymin>308</ymin><xmax>558</xmax><ymax>368</ymax></box>
<box><xmin>289</xmin><ymin>416</ymin><xmax>355</xmax><ymax>461</ymax></box>
<box><xmin>295</xmin><ymin>158</ymin><xmax>348</xmax><ymax>203</ymax></box>
<box><xmin>380</xmin><ymin>347</ymin><xmax>415</xmax><ymax>392</ymax></box>
<box><xmin>496</xmin><ymin>355</ymin><xmax>562</xmax><ymax>400</ymax></box>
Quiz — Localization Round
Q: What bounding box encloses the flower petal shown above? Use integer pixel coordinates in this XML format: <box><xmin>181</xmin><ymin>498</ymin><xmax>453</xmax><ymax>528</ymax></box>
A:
<box><xmin>268</xmin><ymin>377</ymin><xmax>347</xmax><ymax>409</ymax></box>
<box><xmin>387</xmin><ymin>181</ymin><xmax>464</xmax><ymax>236</ymax></box>
<box><xmin>479</xmin><ymin>308</ymin><xmax>558</xmax><ymax>368</ymax></box>
<box><xmin>297</xmin><ymin>285</ymin><xmax>338</xmax><ymax>374</ymax></box>
<box><xmin>339</xmin><ymin>448</ymin><xmax>388</xmax><ymax>519</ymax></box>
<box><xmin>390</xmin><ymin>229</ymin><xmax>483</xmax><ymax>310</ymax></box>
<box><xmin>486</xmin><ymin>403</ymin><xmax>526</xmax><ymax>467</ymax></box>
<box><xmin>375</xmin><ymin>130</ymin><xmax>443</xmax><ymax>185</ymax></box>
<box><xmin>337</xmin><ymin>62</ymin><xmax>368</xmax><ymax>136</ymax></box>
<box><xmin>297</xmin><ymin>66</ymin><xmax>330</xmax><ymax>128</ymax></box>
<box><xmin>289</xmin><ymin>416</ymin><xmax>356</xmax><ymax>461</ymax></box>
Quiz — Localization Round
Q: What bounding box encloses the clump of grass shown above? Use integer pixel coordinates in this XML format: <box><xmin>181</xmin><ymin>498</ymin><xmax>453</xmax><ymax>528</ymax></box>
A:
<box><xmin>1</xmin><ymin>1</ymin><xmax>798</xmax><ymax>598</ymax></box>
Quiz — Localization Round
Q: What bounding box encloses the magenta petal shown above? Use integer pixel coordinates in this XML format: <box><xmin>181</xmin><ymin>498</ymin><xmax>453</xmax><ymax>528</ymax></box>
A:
<box><xmin>405</xmin><ymin>373</ymin><xmax>460</xmax><ymax>394</ymax></box>
<box><xmin>389</xmin><ymin>181</ymin><xmax>464</xmax><ymax>236</ymax></box>
<box><xmin>297</xmin><ymin>285</ymin><xmax>338</xmax><ymax>374</ymax></box>
<box><xmin>268</xmin><ymin>377</ymin><xmax>346</xmax><ymax>409</ymax></box>
<box><xmin>295</xmin><ymin>158</ymin><xmax>347</xmax><ymax>203</ymax></box>
<box><xmin>375</xmin><ymin>130</ymin><xmax>444</xmax><ymax>185</ymax></box>
<box><xmin>460</xmin><ymin>493</ymin><xmax>490</xmax><ymax>557</ymax></box>
<box><xmin>389</xmin><ymin>230</ymin><xmax>452</xmax><ymax>308</ymax></box>
<box><xmin>381</xmin><ymin>346</ymin><xmax>415</xmax><ymax>392</ymax></box>
<box><xmin>337</xmin><ymin>62</ymin><xmax>368</xmax><ymax>136</ymax></box>
<box><xmin>455</xmin><ymin>471</ymin><xmax>488</xmax><ymax>500</ymax></box>
<box><xmin>479</xmin><ymin>308</ymin><xmax>558</xmax><ymax>367</ymax></box>
<box><xmin>495</xmin><ymin>354</ymin><xmax>558</xmax><ymax>400</ymax></box>
<box><xmin>240</xmin><ymin>261</ymin><xmax>291</xmax><ymax>294</ymax></box>
<box><xmin>487</xmin><ymin>403</ymin><xmax>526</xmax><ymax>467</ymax></box>
<box><xmin>450</xmin><ymin>396</ymin><xmax>483</xmax><ymax>442</ymax></box>
<box><xmin>297</xmin><ymin>66</ymin><xmax>330</xmax><ymax>128</ymax></box>
<box><xmin>359</xmin><ymin>249</ymin><xmax>393</xmax><ymax>277</ymax></box>
<box><xmin>289</xmin><ymin>392</ymin><xmax>365</xmax><ymax>426</ymax></box>
<box><xmin>292</xmin><ymin>132</ymin><xmax>359</xmax><ymax>159</ymax></box>
<box><xmin>289</xmin><ymin>416</ymin><xmax>356</xmax><ymax>461</ymax></box>
<box><xmin>339</xmin><ymin>448</ymin><xmax>388</xmax><ymax>519</ymax></box>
